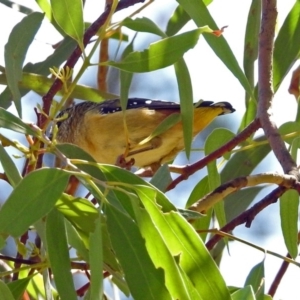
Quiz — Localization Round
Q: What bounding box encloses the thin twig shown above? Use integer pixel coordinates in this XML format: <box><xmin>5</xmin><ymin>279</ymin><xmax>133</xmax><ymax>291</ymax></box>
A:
<box><xmin>167</xmin><ymin>119</ymin><xmax>260</xmax><ymax>191</ymax></box>
<box><xmin>268</xmin><ymin>253</ymin><xmax>291</xmax><ymax>297</ymax></box>
<box><xmin>205</xmin><ymin>186</ymin><xmax>286</xmax><ymax>250</ymax></box>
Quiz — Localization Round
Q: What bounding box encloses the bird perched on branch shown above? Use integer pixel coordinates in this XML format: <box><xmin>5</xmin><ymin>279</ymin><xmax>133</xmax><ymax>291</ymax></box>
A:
<box><xmin>56</xmin><ymin>98</ymin><xmax>235</xmax><ymax>171</ymax></box>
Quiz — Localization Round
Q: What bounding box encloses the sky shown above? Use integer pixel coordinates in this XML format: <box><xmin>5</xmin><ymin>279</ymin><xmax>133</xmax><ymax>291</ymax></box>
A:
<box><xmin>0</xmin><ymin>0</ymin><xmax>299</xmax><ymax>299</ymax></box>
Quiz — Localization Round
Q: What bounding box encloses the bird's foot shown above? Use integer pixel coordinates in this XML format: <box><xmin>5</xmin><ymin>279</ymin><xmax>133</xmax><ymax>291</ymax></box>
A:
<box><xmin>116</xmin><ymin>154</ymin><xmax>135</xmax><ymax>170</ymax></box>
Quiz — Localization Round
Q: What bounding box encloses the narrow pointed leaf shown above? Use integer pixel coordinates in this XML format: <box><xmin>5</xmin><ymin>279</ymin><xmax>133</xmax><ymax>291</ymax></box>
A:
<box><xmin>106</xmin><ymin>27</ymin><xmax>213</xmax><ymax>72</ymax></box>
<box><xmin>55</xmin><ymin>194</ymin><xmax>99</xmax><ymax>234</ymax></box>
<box><xmin>244</xmin><ymin>260</ymin><xmax>265</xmax><ymax>299</ymax></box>
<box><xmin>99</xmin><ymin>165</ymin><xmax>176</xmax><ymax>211</ymax></box>
<box><xmin>0</xmin><ymin>144</ymin><xmax>22</xmax><ymax>187</ymax></box>
<box><xmin>88</xmin><ymin>216</ymin><xmax>103</xmax><ymax>299</ymax></box>
<box><xmin>166</xmin><ymin>5</ymin><xmax>191</xmax><ymax>36</ymax></box>
<box><xmin>0</xmin><ymin>280</ymin><xmax>14</xmax><ymax>300</ymax></box>
<box><xmin>105</xmin><ymin>203</ymin><xmax>171</xmax><ymax>300</ymax></box>
<box><xmin>138</xmin><ymin>113</ymin><xmax>181</xmax><ymax>146</ymax></box>
<box><xmin>243</xmin><ymin>0</ymin><xmax>261</xmax><ymax>89</ymax></box>
<box><xmin>273</xmin><ymin>0</ymin><xmax>300</xmax><ymax>92</ymax></box>
<box><xmin>120</xmin><ymin>36</ymin><xmax>135</xmax><ymax>111</ymax></box>
<box><xmin>46</xmin><ymin>209</ymin><xmax>77</xmax><ymax>300</ymax></box>
<box><xmin>50</xmin><ymin>0</ymin><xmax>84</xmax><ymax>48</ymax></box>
<box><xmin>280</xmin><ymin>189</ymin><xmax>299</xmax><ymax>259</ymax></box>
<box><xmin>122</xmin><ymin>17</ymin><xmax>167</xmax><ymax>37</ymax></box>
<box><xmin>0</xmin><ymin>108</ymin><xmax>36</xmax><ymax>136</ymax></box>
<box><xmin>177</xmin><ymin>0</ymin><xmax>252</xmax><ymax>96</ymax></box>
<box><xmin>135</xmin><ymin>186</ymin><xmax>231</xmax><ymax>300</ymax></box>
<box><xmin>4</xmin><ymin>12</ymin><xmax>44</xmax><ymax>117</ymax></box>
<box><xmin>174</xmin><ymin>58</ymin><xmax>193</xmax><ymax>158</ymax></box>
<box><xmin>166</xmin><ymin>0</ymin><xmax>213</xmax><ymax>36</ymax></box>
<box><xmin>0</xmin><ymin>169</ymin><xmax>69</xmax><ymax>237</ymax></box>
<box><xmin>205</xmin><ymin>129</ymin><xmax>235</xmax><ymax>227</ymax></box>
<box><xmin>7</xmin><ymin>276</ymin><xmax>32</xmax><ymax>300</ymax></box>
<box><xmin>232</xmin><ymin>286</ymin><xmax>255</xmax><ymax>300</ymax></box>
<box><xmin>136</xmin><ymin>206</ymin><xmax>197</xmax><ymax>299</ymax></box>
<box><xmin>150</xmin><ymin>164</ymin><xmax>172</xmax><ymax>192</ymax></box>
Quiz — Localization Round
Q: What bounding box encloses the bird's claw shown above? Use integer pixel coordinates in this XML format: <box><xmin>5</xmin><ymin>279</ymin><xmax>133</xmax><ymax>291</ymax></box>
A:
<box><xmin>116</xmin><ymin>154</ymin><xmax>135</xmax><ymax>170</ymax></box>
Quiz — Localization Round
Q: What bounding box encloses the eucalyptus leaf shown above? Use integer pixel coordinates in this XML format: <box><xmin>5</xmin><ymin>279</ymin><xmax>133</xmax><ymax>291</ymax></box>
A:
<box><xmin>4</xmin><ymin>12</ymin><xmax>44</xmax><ymax>117</ymax></box>
<box><xmin>0</xmin><ymin>169</ymin><xmax>69</xmax><ymax>237</ymax></box>
<box><xmin>105</xmin><ymin>26</ymin><xmax>213</xmax><ymax>73</ymax></box>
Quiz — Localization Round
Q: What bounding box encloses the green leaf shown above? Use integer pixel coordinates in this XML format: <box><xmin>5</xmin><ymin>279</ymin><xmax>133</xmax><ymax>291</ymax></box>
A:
<box><xmin>4</xmin><ymin>12</ymin><xmax>44</xmax><ymax>117</ymax></box>
<box><xmin>65</xmin><ymin>220</ymin><xmax>89</xmax><ymax>262</ymax></box>
<box><xmin>244</xmin><ymin>260</ymin><xmax>265</xmax><ymax>300</ymax></box>
<box><xmin>177</xmin><ymin>0</ymin><xmax>253</xmax><ymax>96</ymax></box>
<box><xmin>279</xmin><ymin>121</ymin><xmax>300</xmax><ymax>145</ymax></box>
<box><xmin>105</xmin><ymin>202</ymin><xmax>171</xmax><ymax>300</ymax></box>
<box><xmin>135</xmin><ymin>202</ymin><xmax>198</xmax><ymax>299</ymax></box>
<box><xmin>166</xmin><ymin>5</ymin><xmax>192</xmax><ymax>36</ymax></box>
<box><xmin>174</xmin><ymin>58</ymin><xmax>193</xmax><ymax>158</ymax></box>
<box><xmin>280</xmin><ymin>189</ymin><xmax>299</xmax><ymax>259</ymax></box>
<box><xmin>150</xmin><ymin>164</ymin><xmax>172</xmax><ymax>192</ymax></box>
<box><xmin>138</xmin><ymin>113</ymin><xmax>181</xmax><ymax>146</ymax></box>
<box><xmin>166</xmin><ymin>1</ymin><xmax>213</xmax><ymax>36</ymax></box>
<box><xmin>291</xmin><ymin>137</ymin><xmax>300</xmax><ymax>161</ymax></box>
<box><xmin>135</xmin><ymin>186</ymin><xmax>231</xmax><ymax>300</ymax></box>
<box><xmin>0</xmin><ymin>88</ymin><xmax>13</xmax><ymax>111</ymax></box>
<box><xmin>24</xmin><ymin>36</ymin><xmax>77</xmax><ymax>76</ymax></box>
<box><xmin>231</xmin><ymin>285</ymin><xmax>256</xmax><ymax>300</ymax></box>
<box><xmin>239</xmin><ymin>99</ymin><xmax>257</xmax><ymax>129</ymax></box>
<box><xmin>0</xmin><ymin>169</ymin><xmax>69</xmax><ymax>237</ymax></box>
<box><xmin>120</xmin><ymin>35</ymin><xmax>135</xmax><ymax>111</ymax></box>
<box><xmin>0</xmin><ymin>280</ymin><xmax>14</xmax><ymax>300</ymax></box>
<box><xmin>0</xmin><ymin>36</ymin><xmax>78</xmax><ymax>110</ymax></box>
<box><xmin>46</xmin><ymin>209</ymin><xmax>77</xmax><ymax>300</ymax></box>
<box><xmin>221</xmin><ymin>138</ymin><xmax>271</xmax><ymax>181</ymax></box>
<box><xmin>225</xmin><ymin>187</ymin><xmax>263</xmax><ymax>222</ymax></box>
<box><xmin>99</xmin><ymin>164</ymin><xmax>176</xmax><ymax>212</ymax></box>
<box><xmin>55</xmin><ymin>194</ymin><xmax>99</xmax><ymax>234</ymax></box>
<box><xmin>88</xmin><ymin>216</ymin><xmax>103</xmax><ymax>300</ymax></box>
<box><xmin>105</xmin><ymin>26</ymin><xmax>213</xmax><ymax>72</ymax></box>
<box><xmin>0</xmin><ymin>108</ymin><xmax>36</xmax><ymax>136</ymax></box>
<box><xmin>100</xmin><ymin>221</ymin><xmax>123</xmax><ymax>273</ymax></box>
<box><xmin>243</xmin><ymin>0</ymin><xmax>261</xmax><ymax>89</ymax></box>
<box><xmin>7</xmin><ymin>276</ymin><xmax>32</xmax><ymax>300</ymax></box>
<box><xmin>205</xmin><ymin>129</ymin><xmax>235</xmax><ymax>227</ymax></box>
<box><xmin>55</xmin><ymin>143</ymin><xmax>108</xmax><ymax>198</ymax></box>
<box><xmin>0</xmin><ymin>144</ymin><xmax>22</xmax><ymax>187</ymax></box>
<box><xmin>186</xmin><ymin>176</ymin><xmax>212</xmax><ymax>241</ymax></box>
<box><xmin>36</xmin><ymin>0</ymin><xmax>67</xmax><ymax>36</ymax></box>
<box><xmin>51</xmin><ymin>0</ymin><xmax>84</xmax><ymax>49</ymax></box>
<box><xmin>0</xmin><ymin>1</ymin><xmax>34</xmax><ymax>14</ymax></box>
<box><xmin>273</xmin><ymin>0</ymin><xmax>300</xmax><ymax>92</ymax></box>
<box><xmin>241</xmin><ymin>0</ymin><xmax>260</xmax><ymax>127</ymax></box>
<box><xmin>122</xmin><ymin>17</ymin><xmax>167</xmax><ymax>37</ymax></box>
<box><xmin>211</xmin><ymin>140</ymin><xmax>271</xmax><ymax>260</ymax></box>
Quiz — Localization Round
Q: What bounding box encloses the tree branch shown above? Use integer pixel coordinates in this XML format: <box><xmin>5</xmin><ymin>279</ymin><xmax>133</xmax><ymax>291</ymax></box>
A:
<box><xmin>257</xmin><ymin>0</ymin><xmax>298</xmax><ymax>178</ymax></box>
<box><xmin>167</xmin><ymin>119</ymin><xmax>260</xmax><ymax>191</ymax></box>
<box><xmin>206</xmin><ymin>186</ymin><xmax>286</xmax><ymax>250</ymax></box>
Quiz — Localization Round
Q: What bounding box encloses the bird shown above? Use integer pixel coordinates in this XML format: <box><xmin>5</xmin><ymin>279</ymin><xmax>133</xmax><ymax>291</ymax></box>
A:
<box><xmin>55</xmin><ymin>98</ymin><xmax>235</xmax><ymax>171</ymax></box>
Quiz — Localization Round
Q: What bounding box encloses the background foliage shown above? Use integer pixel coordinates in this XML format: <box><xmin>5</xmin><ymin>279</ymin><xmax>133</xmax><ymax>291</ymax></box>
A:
<box><xmin>0</xmin><ymin>0</ymin><xmax>300</xmax><ymax>299</ymax></box>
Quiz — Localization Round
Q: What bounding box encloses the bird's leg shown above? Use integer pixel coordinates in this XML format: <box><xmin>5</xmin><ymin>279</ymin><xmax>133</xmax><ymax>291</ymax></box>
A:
<box><xmin>127</xmin><ymin>136</ymin><xmax>162</xmax><ymax>157</ymax></box>
<box><xmin>115</xmin><ymin>137</ymin><xmax>163</xmax><ymax>172</ymax></box>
